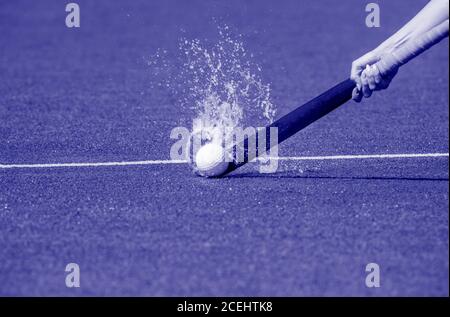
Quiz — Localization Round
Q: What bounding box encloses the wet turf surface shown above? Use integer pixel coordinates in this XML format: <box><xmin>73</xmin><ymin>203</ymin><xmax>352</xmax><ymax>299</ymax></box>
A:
<box><xmin>0</xmin><ymin>0</ymin><xmax>448</xmax><ymax>295</ymax></box>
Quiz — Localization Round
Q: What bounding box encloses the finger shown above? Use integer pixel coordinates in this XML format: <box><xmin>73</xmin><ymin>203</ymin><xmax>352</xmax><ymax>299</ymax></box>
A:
<box><xmin>372</xmin><ymin>65</ymin><xmax>382</xmax><ymax>84</ymax></box>
<box><xmin>350</xmin><ymin>64</ymin><xmax>364</xmax><ymax>83</ymax></box>
<box><xmin>350</xmin><ymin>65</ymin><xmax>363</xmax><ymax>90</ymax></box>
<box><xmin>354</xmin><ymin>76</ymin><xmax>362</xmax><ymax>91</ymax></box>
<box><xmin>361</xmin><ymin>68</ymin><xmax>372</xmax><ymax>98</ymax></box>
<box><xmin>363</xmin><ymin>64</ymin><xmax>376</xmax><ymax>93</ymax></box>
<box><xmin>350</xmin><ymin>62</ymin><xmax>359</xmax><ymax>80</ymax></box>
<box><xmin>352</xmin><ymin>87</ymin><xmax>363</xmax><ymax>102</ymax></box>
<box><xmin>350</xmin><ymin>52</ymin><xmax>379</xmax><ymax>80</ymax></box>
<box><xmin>367</xmin><ymin>70</ymin><xmax>376</xmax><ymax>90</ymax></box>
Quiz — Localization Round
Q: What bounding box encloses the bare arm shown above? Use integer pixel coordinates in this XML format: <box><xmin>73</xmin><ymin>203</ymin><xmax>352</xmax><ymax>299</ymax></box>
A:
<box><xmin>351</xmin><ymin>0</ymin><xmax>449</xmax><ymax>102</ymax></box>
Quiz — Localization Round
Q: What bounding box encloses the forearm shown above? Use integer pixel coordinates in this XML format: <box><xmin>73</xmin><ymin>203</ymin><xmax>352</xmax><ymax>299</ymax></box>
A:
<box><xmin>375</xmin><ymin>0</ymin><xmax>449</xmax><ymax>54</ymax></box>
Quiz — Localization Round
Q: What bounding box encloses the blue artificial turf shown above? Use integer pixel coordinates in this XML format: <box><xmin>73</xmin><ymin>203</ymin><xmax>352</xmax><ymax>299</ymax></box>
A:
<box><xmin>0</xmin><ymin>0</ymin><xmax>448</xmax><ymax>296</ymax></box>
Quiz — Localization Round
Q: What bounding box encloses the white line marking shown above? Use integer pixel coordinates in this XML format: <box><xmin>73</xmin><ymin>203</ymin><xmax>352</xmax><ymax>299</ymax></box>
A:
<box><xmin>0</xmin><ymin>153</ymin><xmax>448</xmax><ymax>169</ymax></box>
<box><xmin>0</xmin><ymin>160</ymin><xmax>186</xmax><ymax>169</ymax></box>
<box><xmin>274</xmin><ymin>153</ymin><xmax>450</xmax><ymax>161</ymax></box>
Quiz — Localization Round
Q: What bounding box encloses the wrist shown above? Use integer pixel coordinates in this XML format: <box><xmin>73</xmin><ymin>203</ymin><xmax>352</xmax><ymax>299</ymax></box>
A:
<box><xmin>371</xmin><ymin>46</ymin><xmax>387</xmax><ymax>59</ymax></box>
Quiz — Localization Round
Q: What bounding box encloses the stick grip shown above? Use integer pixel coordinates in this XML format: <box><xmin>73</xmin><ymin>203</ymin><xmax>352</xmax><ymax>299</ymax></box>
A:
<box><xmin>376</xmin><ymin>20</ymin><xmax>449</xmax><ymax>76</ymax></box>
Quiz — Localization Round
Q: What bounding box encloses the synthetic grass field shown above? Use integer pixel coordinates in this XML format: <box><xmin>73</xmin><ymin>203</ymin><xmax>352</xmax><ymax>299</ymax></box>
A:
<box><xmin>0</xmin><ymin>0</ymin><xmax>448</xmax><ymax>296</ymax></box>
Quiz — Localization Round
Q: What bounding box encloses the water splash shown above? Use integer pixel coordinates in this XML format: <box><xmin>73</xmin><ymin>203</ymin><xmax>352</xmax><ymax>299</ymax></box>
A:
<box><xmin>145</xmin><ymin>26</ymin><xmax>277</xmax><ymax>174</ymax></box>
<box><xmin>146</xmin><ymin>26</ymin><xmax>276</xmax><ymax>141</ymax></box>
<box><xmin>179</xmin><ymin>26</ymin><xmax>276</xmax><ymax>145</ymax></box>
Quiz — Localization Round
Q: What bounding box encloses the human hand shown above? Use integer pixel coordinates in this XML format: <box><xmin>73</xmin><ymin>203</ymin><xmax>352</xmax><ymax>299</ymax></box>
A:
<box><xmin>350</xmin><ymin>51</ymin><xmax>399</xmax><ymax>102</ymax></box>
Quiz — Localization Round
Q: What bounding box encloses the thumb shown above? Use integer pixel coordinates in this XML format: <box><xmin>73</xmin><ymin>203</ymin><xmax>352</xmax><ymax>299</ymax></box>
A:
<box><xmin>351</xmin><ymin>51</ymin><xmax>380</xmax><ymax>80</ymax></box>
